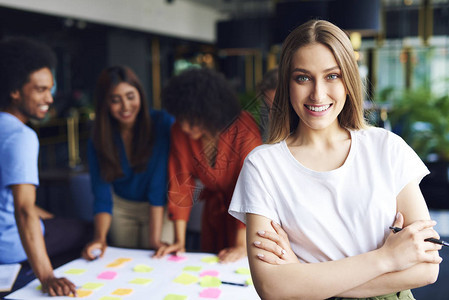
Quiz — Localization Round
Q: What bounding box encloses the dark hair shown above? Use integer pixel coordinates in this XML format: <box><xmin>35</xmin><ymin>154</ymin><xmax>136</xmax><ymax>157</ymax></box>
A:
<box><xmin>0</xmin><ymin>37</ymin><xmax>57</xmax><ymax>109</ymax></box>
<box><xmin>92</xmin><ymin>65</ymin><xmax>153</xmax><ymax>182</ymax></box>
<box><xmin>162</xmin><ymin>68</ymin><xmax>241</xmax><ymax>135</ymax></box>
<box><xmin>269</xmin><ymin>19</ymin><xmax>366</xmax><ymax>143</ymax></box>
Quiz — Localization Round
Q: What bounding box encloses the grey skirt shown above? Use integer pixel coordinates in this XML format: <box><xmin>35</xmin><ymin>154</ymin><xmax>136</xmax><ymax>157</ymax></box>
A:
<box><xmin>326</xmin><ymin>289</ymin><xmax>415</xmax><ymax>300</ymax></box>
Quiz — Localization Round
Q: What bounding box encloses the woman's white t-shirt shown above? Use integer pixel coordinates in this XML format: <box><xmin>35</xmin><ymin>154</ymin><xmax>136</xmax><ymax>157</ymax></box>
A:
<box><xmin>229</xmin><ymin>127</ymin><xmax>429</xmax><ymax>263</ymax></box>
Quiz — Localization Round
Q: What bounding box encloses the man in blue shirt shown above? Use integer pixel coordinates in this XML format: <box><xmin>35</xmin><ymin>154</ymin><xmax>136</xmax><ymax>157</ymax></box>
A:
<box><xmin>0</xmin><ymin>37</ymin><xmax>88</xmax><ymax>297</ymax></box>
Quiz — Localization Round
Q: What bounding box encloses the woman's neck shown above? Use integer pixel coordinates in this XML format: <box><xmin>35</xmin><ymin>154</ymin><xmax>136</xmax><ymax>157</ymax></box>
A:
<box><xmin>288</xmin><ymin>121</ymin><xmax>348</xmax><ymax>148</ymax></box>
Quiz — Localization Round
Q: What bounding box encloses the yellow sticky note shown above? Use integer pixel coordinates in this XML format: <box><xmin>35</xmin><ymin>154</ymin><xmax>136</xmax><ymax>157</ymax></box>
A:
<box><xmin>64</xmin><ymin>268</ymin><xmax>87</xmax><ymax>275</ymax></box>
<box><xmin>82</xmin><ymin>282</ymin><xmax>105</xmax><ymax>290</ymax></box>
<box><xmin>106</xmin><ymin>262</ymin><xmax>124</xmax><ymax>268</ymax></box>
<box><xmin>201</xmin><ymin>256</ymin><xmax>219</xmax><ymax>264</ymax></box>
<box><xmin>183</xmin><ymin>265</ymin><xmax>202</xmax><ymax>272</ymax></box>
<box><xmin>112</xmin><ymin>288</ymin><xmax>133</xmax><ymax>296</ymax></box>
<box><xmin>115</xmin><ymin>258</ymin><xmax>132</xmax><ymax>263</ymax></box>
<box><xmin>173</xmin><ymin>272</ymin><xmax>199</xmax><ymax>285</ymax></box>
<box><xmin>99</xmin><ymin>297</ymin><xmax>121</xmax><ymax>300</ymax></box>
<box><xmin>36</xmin><ymin>285</ymin><xmax>42</xmax><ymax>291</ymax></box>
<box><xmin>133</xmin><ymin>264</ymin><xmax>154</xmax><ymax>273</ymax></box>
<box><xmin>129</xmin><ymin>278</ymin><xmax>153</xmax><ymax>285</ymax></box>
<box><xmin>164</xmin><ymin>294</ymin><xmax>188</xmax><ymax>300</ymax></box>
<box><xmin>246</xmin><ymin>277</ymin><xmax>253</xmax><ymax>286</ymax></box>
<box><xmin>235</xmin><ymin>267</ymin><xmax>251</xmax><ymax>275</ymax></box>
<box><xmin>200</xmin><ymin>275</ymin><xmax>222</xmax><ymax>288</ymax></box>
<box><xmin>69</xmin><ymin>290</ymin><xmax>93</xmax><ymax>298</ymax></box>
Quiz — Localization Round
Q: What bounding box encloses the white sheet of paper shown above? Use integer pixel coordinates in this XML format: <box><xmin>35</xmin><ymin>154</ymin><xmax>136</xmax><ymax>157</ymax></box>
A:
<box><xmin>5</xmin><ymin>247</ymin><xmax>260</xmax><ymax>299</ymax></box>
<box><xmin>0</xmin><ymin>263</ymin><xmax>21</xmax><ymax>292</ymax></box>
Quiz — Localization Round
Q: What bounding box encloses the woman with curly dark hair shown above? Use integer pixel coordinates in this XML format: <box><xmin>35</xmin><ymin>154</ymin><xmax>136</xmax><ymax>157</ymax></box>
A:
<box><xmin>154</xmin><ymin>68</ymin><xmax>262</xmax><ymax>262</ymax></box>
<box><xmin>82</xmin><ymin>66</ymin><xmax>174</xmax><ymax>260</ymax></box>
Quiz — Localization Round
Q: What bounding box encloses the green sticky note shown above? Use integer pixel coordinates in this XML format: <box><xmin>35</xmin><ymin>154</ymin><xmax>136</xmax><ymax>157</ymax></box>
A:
<box><xmin>64</xmin><ymin>268</ymin><xmax>87</xmax><ymax>275</ymax></box>
<box><xmin>200</xmin><ymin>275</ymin><xmax>222</xmax><ymax>288</ymax></box>
<box><xmin>82</xmin><ymin>282</ymin><xmax>105</xmax><ymax>290</ymax></box>
<box><xmin>173</xmin><ymin>272</ymin><xmax>199</xmax><ymax>285</ymax></box>
<box><xmin>99</xmin><ymin>297</ymin><xmax>121</xmax><ymax>300</ymax></box>
<box><xmin>163</xmin><ymin>294</ymin><xmax>188</xmax><ymax>300</ymax></box>
<box><xmin>129</xmin><ymin>277</ymin><xmax>153</xmax><ymax>285</ymax></box>
<box><xmin>245</xmin><ymin>277</ymin><xmax>253</xmax><ymax>286</ymax></box>
<box><xmin>235</xmin><ymin>267</ymin><xmax>251</xmax><ymax>275</ymax></box>
<box><xmin>201</xmin><ymin>256</ymin><xmax>219</xmax><ymax>264</ymax></box>
<box><xmin>133</xmin><ymin>264</ymin><xmax>154</xmax><ymax>273</ymax></box>
<box><xmin>183</xmin><ymin>265</ymin><xmax>202</xmax><ymax>272</ymax></box>
<box><xmin>36</xmin><ymin>285</ymin><xmax>42</xmax><ymax>291</ymax></box>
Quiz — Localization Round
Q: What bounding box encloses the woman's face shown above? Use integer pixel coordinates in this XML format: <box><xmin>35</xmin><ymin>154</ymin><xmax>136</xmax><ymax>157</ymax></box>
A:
<box><xmin>289</xmin><ymin>42</ymin><xmax>347</xmax><ymax>132</ymax></box>
<box><xmin>108</xmin><ymin>82</ymin><xmax>141</xmax><ymax>128</ymax></box>
<box><xmin>180</xmin><ymin>121</ymin><xmax>209</xmax><ymax>140</ymax></box>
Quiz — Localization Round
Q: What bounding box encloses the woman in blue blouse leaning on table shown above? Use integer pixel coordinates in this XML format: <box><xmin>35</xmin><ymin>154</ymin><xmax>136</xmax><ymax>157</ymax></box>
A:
<box><xmin>82</xmin><ymin>66</ymin><xmax>173</xmax><ymax>260</ymax></box>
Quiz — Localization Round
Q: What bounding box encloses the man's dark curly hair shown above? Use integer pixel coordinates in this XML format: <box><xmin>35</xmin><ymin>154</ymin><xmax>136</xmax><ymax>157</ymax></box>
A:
<box><xmin>0</xmin><ymin>37</ymin><xmax>57</xmax><ymax>109</ymax></box>
<box><xmin>162</xmin><ymin>68</ymin><xmax>241</xmax><ymax>135</ymax></box>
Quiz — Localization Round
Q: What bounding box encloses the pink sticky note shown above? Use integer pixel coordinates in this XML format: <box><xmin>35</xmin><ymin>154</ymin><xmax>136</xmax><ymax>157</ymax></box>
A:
<box><xmin>199</xmin><ymin>288</ymin><xmax>221</xmax><ymax>299</ymax></box>
<box><xmin>168</xmin><ymin>255</ymin><xmax>187</xmax><ymax>262</ymax></box>
<box><xmin>200</xmin><ymin>270</ymin><xmax>219</xmax><ymax>277</ymax></box>
<box><xmin>97</xmin><ymin>271</ymin><xmax>117</xmax><ymax>280</ymax></box>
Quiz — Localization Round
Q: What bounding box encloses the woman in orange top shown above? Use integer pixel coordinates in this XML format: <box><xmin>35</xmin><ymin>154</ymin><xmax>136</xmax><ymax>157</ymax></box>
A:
<box><xmin>155</xmin><ymin>68</ymin><xmax>262</xmax><ymax>262</ymax></box>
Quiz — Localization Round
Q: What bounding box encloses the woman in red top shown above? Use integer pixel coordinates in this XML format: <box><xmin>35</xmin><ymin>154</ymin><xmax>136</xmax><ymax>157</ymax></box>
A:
<box><xmin>155</xmin><ymin>68</ymin><xmax>262</xmax><ymax>262</ymax></box>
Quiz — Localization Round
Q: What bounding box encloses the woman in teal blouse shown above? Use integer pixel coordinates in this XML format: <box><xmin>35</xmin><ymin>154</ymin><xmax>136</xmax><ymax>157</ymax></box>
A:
<box><xmin>82</xmin><ymin>66</ymin><xmax>173</xmax><ymax>260</ymax></box>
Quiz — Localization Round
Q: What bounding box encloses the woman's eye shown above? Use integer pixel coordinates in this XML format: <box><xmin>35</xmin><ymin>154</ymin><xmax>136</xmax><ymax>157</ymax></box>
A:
<box><xmin>110</xmin><ymin>97</ymin><xmax>120</xmax><ymax>104</ymax></box>
<box><xmin>295</xmin><ymin>75</ymin><xmax>309</xmax><ymax>82</ymax></box>
<box><xmin>126</xmin><ymin>93</ymin><xmax>136</xmax><ymax>100</ymax></box>
<box><xmin>327</xmin><ymin>74</ymin><xmax>339</xmax><ymax>80</ymax></box>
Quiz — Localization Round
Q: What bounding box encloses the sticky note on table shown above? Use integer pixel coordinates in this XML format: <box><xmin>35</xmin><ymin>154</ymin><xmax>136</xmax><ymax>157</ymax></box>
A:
<box><xmin>199</xmin><ymin>287</ymin><xmax>222</xmax><ymax>299</ymax></box>
<box><xmin>69</xmin><ymin>290</ymin><xmax>93</xmax><ymax>298</ymax></box>
<box><xmin>173</xmin><ymin>272</ymin><xmax>199</xmax><ymax>285</ymax></box>
<box><xmin>64</xmin><ymin>268</ymin><xmax>87</xmax><ymax>275</ymax></box>
<box><xmin>133</xmin><ymin>264</ymin><xmax>154</xmax><ymax>273</ymax></box>
<box><xmin>235</xmin><ymin>267</ymin><xmax>251</xmax><ymax>275</ymax></box>
<box><xmin>107</xmin><ymin>258</ymin><xmax>132</xmax><ymax>268</ymax></box>
<box><xmin>129</xmin><ymin>278</ymin><xmax>153</xmax><ymax>285</ymax></box>
<box><xmin>82</xmin><ymin>282</ymin><xmax>105</xmax><ymax>290</ymax></box>
<box><xmin>164</xmin><ymin>294</ymin><xmax>188</xmax><ymax>300</ymax></box>
<box><xmin>97</xmin><ymin>271</ymin><xmax>118</xmax><ymax>280</ymax></box>
<box><xmin>183</xmin><ymin>265</ymin><xmax>202</xmax><ymax>272</ymax></box>
<box><xmin>200</xmin><ymin>270</ymin><xmax>219</xmax><ymax>277</ymax></box>
<box><xmin>199</xmin><ymin>276</ymin><xmax>221</xmax><ymax>288</ymax></box>
<box><xmin>245</xmin><ymin>277</ymin><xmax>253</xmax><ymax>286</ymax></box>
<box><xmin>81</xmin><ymin>282</ymin><xmax>104</xmax><ymax>290</ymax></box>
<box><xmin>99</xmin><ymin>296</ymin><xmax>122</xmax><ymax>300</ymax></box>
<box><xmin>168</xmin><ymin>255</ymin><xmax>187</xmax><ymax>262</ymax></box>
<box><xmin>112</xmin><ymin>288</ymin><xmax>133</xmax><ymax>296</ymax></box>
<box><xmin>201</xmin><ymin>256</ymin><xmax>219</xmax><ymax>264</ymax></box>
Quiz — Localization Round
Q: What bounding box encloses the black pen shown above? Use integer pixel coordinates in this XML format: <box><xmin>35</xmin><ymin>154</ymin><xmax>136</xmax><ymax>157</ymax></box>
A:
<box><xmin>221</xmin><ymin>281</ymin><xmax>246</xmax><ymax>287</ymax></box>
<box><xmin>389</xmin><ymin>226</ymin><xmax>449</xmax><ymax>247</ymax></box>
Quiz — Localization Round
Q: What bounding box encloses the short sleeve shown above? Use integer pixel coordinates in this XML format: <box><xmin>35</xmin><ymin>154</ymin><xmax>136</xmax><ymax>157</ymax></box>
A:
<box><xmin>389</xmin><ymin>132</ymin><xmax>429</xmax><ymax>195</ymax></box>
<box><xmin>1</xmin><ymin>129</ymin><xmax>39</xmax><ymax>187</ymax></box>
<box><xmin>229</xmin><ymin>155</ymin><xmax>280</xmax><ymax>225</ymax></box>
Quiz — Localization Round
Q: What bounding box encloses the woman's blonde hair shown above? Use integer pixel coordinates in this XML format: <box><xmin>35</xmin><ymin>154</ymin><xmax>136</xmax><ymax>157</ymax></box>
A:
<box><xmin>268</xmin><ymin>19</ymin><xmax>367</xmax><ymax>144</ymax></box>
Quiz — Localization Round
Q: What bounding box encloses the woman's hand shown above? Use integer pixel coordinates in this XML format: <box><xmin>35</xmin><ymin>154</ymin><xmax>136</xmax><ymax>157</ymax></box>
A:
<box><xmin>253</xmin><ymin>220</ymin><xmax>299</xmax><ymax>265</ymax></box>
<box><xmin>82</xmin><ymin>240</ymin><xmax>107</xmax><ymax>261</ymax></box>
<box><xmin>41</xmin><ymin>275</ymin><xmax>77</xmax><ymax>297</ymax></box>
<box><xmin>153</xmin><ymin>242</ymin><xmax>185</xmax><ymax>258</ymax></box>
<box><xmin>381</xmin><ymin>212</ymin><xmax>442</xmax><ymax>272</ymax></box>
<box><xmin>218</xmin><ymin>246</ymin><xmax>246</xmax><ymax>263</ymax></box>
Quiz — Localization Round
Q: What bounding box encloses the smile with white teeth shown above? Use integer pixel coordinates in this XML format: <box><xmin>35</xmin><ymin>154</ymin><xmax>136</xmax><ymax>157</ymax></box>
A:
<box><xmin>305</xmin><ymin>104</ymin><xmax>331</xmax><ymax>112</ymax></box>
<box><xmin>39</xmin><ymin>105</ymin><xmax>49</xmax><ymax>112</ymax></box>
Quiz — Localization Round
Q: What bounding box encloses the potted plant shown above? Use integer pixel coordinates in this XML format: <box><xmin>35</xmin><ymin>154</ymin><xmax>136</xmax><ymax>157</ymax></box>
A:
<box><xmin>378</xmin><ymin>84</ymin><xmax>449</xmax><ymax>209</ymax></box>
